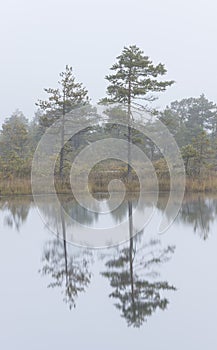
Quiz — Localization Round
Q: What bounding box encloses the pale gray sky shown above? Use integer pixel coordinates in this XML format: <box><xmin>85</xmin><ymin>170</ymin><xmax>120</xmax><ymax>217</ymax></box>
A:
<box><xmin>0</xmin><ymin>0</ymin><xmax>217</xmax><ymax>124</ymax></box>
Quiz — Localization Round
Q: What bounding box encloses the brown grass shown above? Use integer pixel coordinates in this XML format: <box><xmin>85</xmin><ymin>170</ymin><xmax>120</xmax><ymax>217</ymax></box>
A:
<box><xmin>0</xmin><ymin>178</ymin><xmax>32</xmax><ymax>196</ymax></box>
<box><xmin>1</xmin><ymin>172</ymin><xmax>217</xmax><ymax>196</ymax></box>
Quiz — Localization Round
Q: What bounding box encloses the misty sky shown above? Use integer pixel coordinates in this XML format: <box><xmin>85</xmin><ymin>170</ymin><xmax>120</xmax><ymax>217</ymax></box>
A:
<box><xmin>0</xmin><ymin>0</ymin><xmax>216</xmax><ymax>125</ymax></box>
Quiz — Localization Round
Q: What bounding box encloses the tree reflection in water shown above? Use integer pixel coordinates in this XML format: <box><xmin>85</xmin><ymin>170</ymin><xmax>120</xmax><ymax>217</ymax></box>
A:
<box><xmin>40</xmin><ymin>206</ymin><xmax>92</xmax><ymax>310</ymax></box>
<box><xmin>2</xmin><ymin>193</ymin><xmax>217</xmax><ymax>316</ymax></box>
<box><xmin>179</xmin><ymin>195</ymin><xmax>215</xmax><ymax>240</ymax></box>
<box><xmin>156</xmin><ymin>193</ymin><xmax>216</xmax><ymax>240</ymax></box>
<box><xmin>1</xmin><ymin>194</ymin><xmax>216</xmax><ymax>241</ymax></box>
<box><xmin>101</xmin><ymin>200</ymin><xmax>176</xmax><ymax>328</ymax></box>
<box><xmin>0</xmin><ymin>196</ymin><xmax>31</xmax><ymax>231</ymax></box>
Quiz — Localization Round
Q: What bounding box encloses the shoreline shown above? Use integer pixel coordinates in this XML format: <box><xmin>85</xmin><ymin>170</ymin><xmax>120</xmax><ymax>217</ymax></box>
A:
<box><xmin>0</xmin><ymin>175</ymin><xmax>217</xmax><ymax>196</ymax></box>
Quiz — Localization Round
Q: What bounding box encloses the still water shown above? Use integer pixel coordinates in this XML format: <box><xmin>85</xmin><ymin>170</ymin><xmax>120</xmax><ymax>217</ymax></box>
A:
<box><xmin>0</xmin><ymin>193</ymin><xmax>217</xmax><ymax>349</ymax></box>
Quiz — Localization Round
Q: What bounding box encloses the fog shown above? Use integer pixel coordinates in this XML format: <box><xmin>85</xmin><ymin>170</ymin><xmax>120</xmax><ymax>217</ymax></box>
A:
<box><xmin>0</xmin><ymin>0</ymin><xmax>216</xmax><ymax>124</ymax></box>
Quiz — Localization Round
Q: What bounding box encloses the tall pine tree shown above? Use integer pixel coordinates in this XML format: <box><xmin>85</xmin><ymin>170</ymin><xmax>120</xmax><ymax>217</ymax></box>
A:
<box><xmin>36</xmin><ymin>65</ymin><xmax>89</xmax><ymax>179</ymax></box>
<box><xmin>100</xmin><ymin>45</ymin><xmax>174</xmax><ymax>178</ymax></box>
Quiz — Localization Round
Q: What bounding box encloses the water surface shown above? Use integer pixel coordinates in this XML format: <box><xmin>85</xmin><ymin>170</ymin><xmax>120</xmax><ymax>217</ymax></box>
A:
<box><xmin>0</xmin><ymin>193</ymin><xmax>216</xmax><ymax>349</ymax></box>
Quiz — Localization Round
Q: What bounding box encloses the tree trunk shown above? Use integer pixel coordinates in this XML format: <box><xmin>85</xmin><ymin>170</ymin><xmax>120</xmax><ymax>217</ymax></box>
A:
<box><xmin>127</xmin><ymin>68</ymin><xmax>132</xmax><ymax>181</ymax></box>
<box><xmin>59</xmin><ymin>93</ymin><xmax>66</xmax><ymax>180</ymax></box>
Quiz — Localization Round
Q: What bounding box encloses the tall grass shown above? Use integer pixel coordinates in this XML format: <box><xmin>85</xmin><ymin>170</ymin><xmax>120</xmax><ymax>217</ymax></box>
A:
<box><xmin>1</xmin><ymin>172</ymin><xmax>217</xmax><ymax>196</ymax></box>
<box><xmin>0</xmin><ymin>178</ymin><xmax>32</xmax><ymax>196</ymax></box>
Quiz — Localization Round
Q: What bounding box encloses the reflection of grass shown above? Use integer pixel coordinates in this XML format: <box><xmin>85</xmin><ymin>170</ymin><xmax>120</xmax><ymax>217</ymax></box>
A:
<box><xmin>1</xmin><ymin>172</ymin><xmax>217</xmax><ymax>195</ymax></box>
